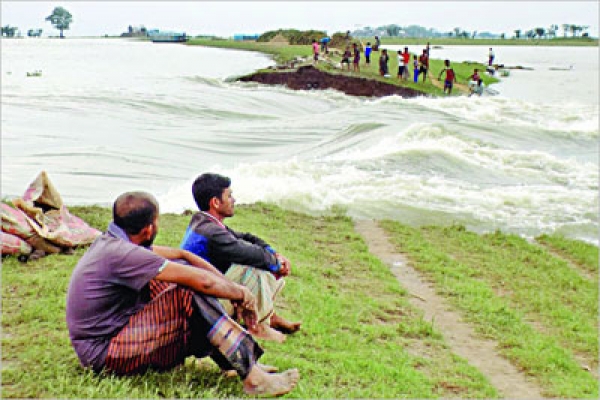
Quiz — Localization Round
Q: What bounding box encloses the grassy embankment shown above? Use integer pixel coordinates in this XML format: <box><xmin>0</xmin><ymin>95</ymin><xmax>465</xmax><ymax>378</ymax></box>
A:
<box><xmin>380</xmin><ymin>221</ymin><xmax>598</xmax><ymax>398</ymax></box>
<box><xmin>187</xmin><ymin>38</ymin><xmax>497</xmax><ymax>97</ymax></box>
<box><xmin>2</xmin><ymin>203</ymin><xmax>598</xmax><ymax>398</ymax></box>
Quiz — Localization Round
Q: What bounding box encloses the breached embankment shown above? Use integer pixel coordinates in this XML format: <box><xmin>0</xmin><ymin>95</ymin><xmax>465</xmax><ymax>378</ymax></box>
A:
<box><xmin>238</xmin><ymin>65</ymin><xmax>425</xmax><ymax>98</ymax></box>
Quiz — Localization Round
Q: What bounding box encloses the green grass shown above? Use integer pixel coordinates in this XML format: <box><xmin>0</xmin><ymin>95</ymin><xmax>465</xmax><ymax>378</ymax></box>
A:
<box><xmin>187</xmin><ymin>38</ymin><xmax>313</xmax><ymax>64</ymax></box>
<box><xmin>380</xmin><ymin>221</ymin><xmax>598</xmax><ymax>398</ymax></box>
<box><xmin>535</xmin><ymin>233</ymin><xmax>599</xmax><ymax>277</ymax></box>
<box><xmin>2</xmin><ymin>204</ymin><xmax>498</xmax><ymax>398</ymax></box>
<box><xmin>187</xmin><ymin>38</ymin><xmax>497</xmax><ymax>96</ymax></box>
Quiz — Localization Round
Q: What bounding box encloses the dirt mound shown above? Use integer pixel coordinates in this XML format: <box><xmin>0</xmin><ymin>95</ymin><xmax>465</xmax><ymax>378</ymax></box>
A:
<box><xmin>269</xmin><ymin>33</ymin><xmax>289</xmax><ymax>44</ymax></box>
<box><xmin>238</xmin><ymin>66</ymin><xmax>424</xmax><ymax>98</ymax></box>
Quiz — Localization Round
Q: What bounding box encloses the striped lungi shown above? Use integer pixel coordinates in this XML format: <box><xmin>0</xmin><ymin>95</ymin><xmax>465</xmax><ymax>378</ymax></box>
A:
<box><xmin>104</xmin><ymin>280</ymin><xmax>263</xmax><ymax>379</ymax></box>
<box><xmin>221</xmin><ymin>265</ymin><xmax>285</xmax><ymax>324</ymax></box>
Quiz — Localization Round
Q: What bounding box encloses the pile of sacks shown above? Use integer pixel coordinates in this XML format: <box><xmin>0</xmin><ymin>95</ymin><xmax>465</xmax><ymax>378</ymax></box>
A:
<box><xmin>1</xmin><ymin>171</ymin><xmax>101</xmax><ymax>262</ymax></box>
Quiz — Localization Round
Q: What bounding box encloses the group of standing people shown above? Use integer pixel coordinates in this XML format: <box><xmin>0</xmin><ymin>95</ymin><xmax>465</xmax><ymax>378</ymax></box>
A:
<box><xmin>311</xmin><ymin>35</ymin><xmax>491</xmax><ymax>96</ymax></box>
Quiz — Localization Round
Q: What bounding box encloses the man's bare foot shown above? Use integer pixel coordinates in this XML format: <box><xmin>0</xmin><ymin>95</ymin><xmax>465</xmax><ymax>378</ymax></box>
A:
<box><xmin>222</xmin><ymin>362</ymin><xmax>279</xmax><ymax>378</ymax></box>
<box><xmin>243</xmin><ymin>365</ymin><xmax>300</xmax><ymax>397</ymax></box>
<box><xmin>270</xmin><ymin>313</ymin><xmax>301</xmax><ymax>334</ymax></box>
<box><xmin>249</xmin><ymin>323</ymin><xmax>286</xmax><ymax>343</ymax></box>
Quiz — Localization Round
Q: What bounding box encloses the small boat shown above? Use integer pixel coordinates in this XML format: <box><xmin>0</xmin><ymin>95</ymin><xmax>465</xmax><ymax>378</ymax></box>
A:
<box><xmin>147</xmin><ymin>30</ymin><xmax>188</xmax><ymax>43</ymax></box>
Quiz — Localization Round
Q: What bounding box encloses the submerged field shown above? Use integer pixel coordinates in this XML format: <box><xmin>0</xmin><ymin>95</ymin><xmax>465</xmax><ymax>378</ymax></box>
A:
<box><xmin>2</xmin><ymin>204</ymin><xmax>598</xmax><ymax>398</ymax></box>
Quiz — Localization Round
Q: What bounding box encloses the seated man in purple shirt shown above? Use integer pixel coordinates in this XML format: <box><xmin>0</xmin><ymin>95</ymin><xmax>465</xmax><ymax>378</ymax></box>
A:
<box><xmin>180</xmin><ymin>173</ymin><xmax>301</xmax><ymax>343</ymax></box>
<box><xmin>66</xmin><ymin>191</ymin><xmax>299</xmax><ymax>397</ymax></box>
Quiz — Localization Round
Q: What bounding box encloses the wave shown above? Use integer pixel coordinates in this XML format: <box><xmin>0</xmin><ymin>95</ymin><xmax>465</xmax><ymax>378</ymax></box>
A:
<box><xmin>373</xmin><ymin>95</ymin><xmax>599</xmax><ymax>137</ymax></box>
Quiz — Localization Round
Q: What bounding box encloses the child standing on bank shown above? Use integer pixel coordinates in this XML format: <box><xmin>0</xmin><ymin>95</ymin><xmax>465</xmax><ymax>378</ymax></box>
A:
<box><xmin>413</xmin><ymin>54</ymin><xmax>419</xmax><ymax>83</ymax></box>
<box><xmin>341</xmin><ymin>46</ymin><xmax>351</xmax><ymax>71</ymax></box>
<box><xmin>312</xmin><ymin>39</ymin><xmax>319</xmax><ymax>65</ymax></box>
<box><xmin>365</xmin><ymin>42</ymin><xmax>372</xmax><ymax>65</ymax></box>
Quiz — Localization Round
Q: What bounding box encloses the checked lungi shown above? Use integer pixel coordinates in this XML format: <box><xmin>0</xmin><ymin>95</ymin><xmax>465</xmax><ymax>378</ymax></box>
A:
<box><xmin>221</xmin><ymin>265</ymin><xmax>285</xmax><ymax>324</ymax></box>
<box><xmin>104</xmin><ymin>280</ymin><xmax>263</xmax><ymax>378</ymax></box>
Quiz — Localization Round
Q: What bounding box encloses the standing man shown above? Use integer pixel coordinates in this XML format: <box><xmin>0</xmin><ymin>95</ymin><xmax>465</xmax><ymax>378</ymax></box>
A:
<box><xmin>379</xmin><ymin>48</ymin><xmax>389</xmax><ymax>77</ymax></box>
<box><xmin>419</xmin><ymin>48</ymin><xmax>429</xmax><ymax>82</ymax></box>
<box><xmin>373</xmin><ymin>35</ymin><xmax>381</xmax><ymax>51</ymax></box>
<box><xmin>66</xmin><ymin>192</ymin><xmax>299</xmax><ymax>397</ymax></box>
<box><xmin>438</xmin><ymin>59</ymin><xmax>456</xmax><ymax>94</ymax></box>
<box><xmin>352</xmin><ymin>42</ymin><xmax>361</xmax><ymax>72</ymax></box>
<box><xmin>320</xmin><ymin>36</ymin><xmax>330</xmax><ymax>54</ymax></box>
<box><xmin>181</xmin><ymin>173</ymin><xmax>301</xmax><ymax>343</ymax></box>
<box><xmin>488</xmin><ymin>47</ymin><xmax>495</xmax><ymax>66</ymax></box>
<box><xmin>402</xmin><ymin>47</ymin><xmax>411</xmax><ymax>80</ymax></box>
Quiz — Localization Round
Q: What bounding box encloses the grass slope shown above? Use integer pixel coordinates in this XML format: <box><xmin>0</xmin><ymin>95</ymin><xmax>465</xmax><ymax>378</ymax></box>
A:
<box><xmin>380</xmin><ymin>221</ymin><xmax>598</xmax><ymax>398</ymax></box>
<box><xmin>2</xmin><ymin>204</ymin><xmax>497</xmax><ymax>398</ymax></box>
<box><xmin>535</xmin><ymin>233</ymin><xmax>599</xmax><ymax>277</ymax></box>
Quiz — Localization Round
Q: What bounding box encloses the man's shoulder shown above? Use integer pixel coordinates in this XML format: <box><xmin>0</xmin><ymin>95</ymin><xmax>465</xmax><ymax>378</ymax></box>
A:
<box><xmin>87</xmin><ymin>233</ymin><xmax>150</xmax><ymax>260</ymax></box>
<box><xmin>189</xmin><ymin>212</ymin><xmax>229</xmax><ymax>236</ymax></box>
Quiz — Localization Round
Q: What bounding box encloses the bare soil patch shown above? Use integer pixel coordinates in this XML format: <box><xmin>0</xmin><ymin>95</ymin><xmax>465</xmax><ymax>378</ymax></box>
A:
<box><xmin>354</xmin><ymin>219</ymin><xmax>545</xmax><ymax>398</ymax></box>
<box><xmin>238</xmin><ymin>65</ymin><xmax>424</xmax><ymax>98</ymax></box>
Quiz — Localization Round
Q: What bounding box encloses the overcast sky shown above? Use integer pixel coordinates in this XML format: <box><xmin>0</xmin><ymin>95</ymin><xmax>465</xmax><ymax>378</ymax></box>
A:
<box><xmin>2</xmin><ymin>1</ymin><xmax>598</xmax><ymax>38</ymax></box>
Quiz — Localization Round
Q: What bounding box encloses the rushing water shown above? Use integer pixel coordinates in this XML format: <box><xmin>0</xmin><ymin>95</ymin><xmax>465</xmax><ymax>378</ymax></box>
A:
<box><xmin>2</xmin><ymin>39</ymin><xmax>598</xmax><ymax>242</ymax></box>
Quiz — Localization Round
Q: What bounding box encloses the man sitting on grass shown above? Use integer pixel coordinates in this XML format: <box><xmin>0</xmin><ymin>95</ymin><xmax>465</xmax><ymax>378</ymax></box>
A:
<box><xmin>180</xmin><ymin>173</ymin><xmax>301</xmax><ymax>343</ymax></box>
<box><xmin>66</xmin><ymin>191</ymin><xmax>299</xmax><ymax>397</ymax></box>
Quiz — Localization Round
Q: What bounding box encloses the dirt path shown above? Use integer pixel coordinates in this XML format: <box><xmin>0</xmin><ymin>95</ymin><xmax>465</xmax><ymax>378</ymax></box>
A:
<box><xmin>354</xmin><ymin>219</ymin><xmax>545</xmax><ymax>399</ymax></box>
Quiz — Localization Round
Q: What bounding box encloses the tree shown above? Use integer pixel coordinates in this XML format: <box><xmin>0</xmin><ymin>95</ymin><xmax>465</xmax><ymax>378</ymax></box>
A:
<box><xmin>45</xmin><ymin>6</ymin><xmax>72</xmax><ymax>38</ymax></box>
<box><xmin>2</xmin><ymin>25</ymin><xmax>18</xmax><ymax>37</ymax></box>
<box><xmin>562</xmin><ymin>23</ymin><xmax>570</xmax><ymax>37</ymax></box>
<box><xmin>514</xmin><ymin>29</ymin><xmax>521</xmax><ymax>39</ymax></box>
<box><xmin>547</xmin><ymin>24</ymin><xmax>558</xmax><ymax>38</ymax></box>
<box><xmin>27</xmin><ymin>28</ymin><xmax>43</xmax><ymax>37</ymax></box>
<box><xmin>569</xmin><ymin>24</ymin><xmax>583</xmax><ymax>37</ymax></box>
<box><xmin>534</xmin><ymin>27</ymin><xmax>546</xmax><ymax>39</ymax></box>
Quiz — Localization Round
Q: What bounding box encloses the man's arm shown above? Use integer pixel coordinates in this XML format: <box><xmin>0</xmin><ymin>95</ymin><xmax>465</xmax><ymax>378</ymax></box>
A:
<box><xmin>152</xmin><ymin>245</ymin><xmax>222</xmax><ymax>276</ymax></box>
<box><xmin>231</xmin><ymin>228</ymin><xmax>269</xmax><ymax>248</ymax></box>
<box><xmin>155</xmin><ymin>261</ymin><xmax>257</xmax><ymax>328</ymax></box>
<box><xmin>211</xmin><ymin>228</ymin><xmax>279</xmax><ymax>272</ymax></box>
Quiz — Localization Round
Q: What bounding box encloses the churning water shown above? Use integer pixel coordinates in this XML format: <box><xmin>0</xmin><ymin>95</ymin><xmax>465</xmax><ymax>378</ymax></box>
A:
<box><xmin>2</xmin><ymin>39</ymin><xmax>598</xmax><ymax>242</ymax></box>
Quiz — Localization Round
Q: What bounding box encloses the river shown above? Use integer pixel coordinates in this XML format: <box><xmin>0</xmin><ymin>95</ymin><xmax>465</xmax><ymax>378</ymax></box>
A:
<box><xmin>2</xmin><ymin>39</ymin><xmax>598</xmax><ymax>242</ymax></box>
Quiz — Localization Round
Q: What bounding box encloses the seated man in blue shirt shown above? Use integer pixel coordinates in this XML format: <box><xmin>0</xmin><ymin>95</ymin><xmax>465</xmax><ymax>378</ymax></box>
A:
<box><xmin>66</xmin><ymin>191</ymin><xmax>299</xmax><ymax>396</ymax></box>
<box><xmin>180</xmin><ymin>173</ymin><xmax>301</xmax><ymax>343</ymax></box>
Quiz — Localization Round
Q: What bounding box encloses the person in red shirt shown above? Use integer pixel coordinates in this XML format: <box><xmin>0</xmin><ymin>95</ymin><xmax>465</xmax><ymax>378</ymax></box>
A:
<box><xmin>402</xmin><ymin>47</ymin><xmax>411</xmax><ymax>79</ymax></box>
<box><xmin>438</xmin><ymin>59</ymin><xmax>456</xmax><ymax>94</ymax></box>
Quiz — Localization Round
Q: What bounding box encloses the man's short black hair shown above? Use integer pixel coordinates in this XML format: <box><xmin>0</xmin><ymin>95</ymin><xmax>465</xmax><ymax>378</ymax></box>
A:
<box><xmin>113</xmin><ymin>192</ymin><xmax>159</xmax><ymax>235</ymax></box>
<box><xmin>192</xmin><ymin>173</ymin><xmax>231</xmax><ymax>211</ymax></box>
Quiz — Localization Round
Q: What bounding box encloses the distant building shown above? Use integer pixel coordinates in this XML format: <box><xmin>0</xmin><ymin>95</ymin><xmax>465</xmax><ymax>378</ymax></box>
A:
<box><xmin>121</xmin><ymin>25</ymin><xmax>148</xmax><ymax>37</ymax></box>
